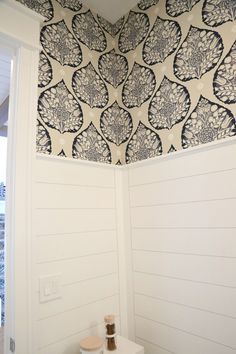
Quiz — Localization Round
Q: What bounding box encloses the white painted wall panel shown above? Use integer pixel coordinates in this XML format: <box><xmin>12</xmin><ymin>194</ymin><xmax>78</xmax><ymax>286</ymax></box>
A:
<box><xmin>35</xmin><ymin>252</ymin><xmax>118</xmax><ymax>289</ymax></box>
<box><xmin>133</xmin><ymin>251</ymin><xmax>236</xmax><ymax>287</ymax></box>
<box><xmin>37</xmin><ymin>323</ymin><xmax>122</xmax><ymax>354</ymax></box>
<box><xmin>33</xmin><ymin>142</ymin><xmax>236</xmax><ymax>354</ymax></box>
<box><xmin>38</xmin><ymin>274</ymin><xmax>119</xmax><ymax>319</ymax></box>
<box><xmin>38</xmin><ymin>323</ymin><xmax>105</xmax><ymax>354</ymax></box>
<box><xmin>135</xmin><ymin>316</ymin><xmax>234</xmax><ymax>354</ymax></box>
<box><xmin>33</xmin><ymin>156</ymin><xmax>120</xmax><ymax>354</ymax></box>
<box><xmin>36</xmin><ymin>230</ymin><xmax>117</xmax><ymax>263</ymax></box>
<box><xmin>134</xmin><ymin>272</ymin><xmax>236</xmax><ymax>318</ymax></box>
<box><xmin>38</xmin><ymin>295</ymin><xmax>119</xmax><ymax>348</ymax></box>
<box><xmin>131</xmin><ymin>199</ymin><xmax>236</xmax><ymax>228</ymax></box>
<box><xmin>132</xmin><ymin>228</ymin><xmax>236</xmax><ymax>257</ymax></box>
<box><xmin>129</xmin><ymin>142</ymin><xmax>236</xmax><ymax>186</ymax></box>
<box><xmin>135</xmin><ymin>294</ymin><xmax>236</xmax><ymax>348</ymax></box>
<box><xmin>128</xmin><ymin>143</ymin><xmax>236</xmax><ymax>354</ymax></box>
<box><xmin>38</xmin><ymin>321</ymin><xmax>121</xmax><ymax>354</ymax></box>
<box><xmin>35</xmin><ymin>183</ymin><xmax>115</xmax><ymax>209</ymax></box>
<box><xmin>130</xmin><ymin>169</ymin><xmax>236</xmax><ymax>206</ymax></box>
<box><xmin>35</xmin><ymin>156</ymin><xmax>115</xmax><ymax>187</ymax></box>
<box><xmin>35</xmin><ymin>208</ymin><xmax>116</xmax><ymax>235</ymax></box>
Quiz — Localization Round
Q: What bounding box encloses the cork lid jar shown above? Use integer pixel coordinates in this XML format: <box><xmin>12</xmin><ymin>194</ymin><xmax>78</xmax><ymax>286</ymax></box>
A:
<box><xmin>79</xmin><ymin>336</ymin><xmax>104</xmax><ymax>354</ymax></box>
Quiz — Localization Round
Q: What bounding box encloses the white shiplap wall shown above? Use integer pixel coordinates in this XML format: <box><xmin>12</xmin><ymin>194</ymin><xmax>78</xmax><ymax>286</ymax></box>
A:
<box><xmin>32</xmin><ymin>140</ymin><xmax>236</xmax><ymax>354</ymax></box>
<box><xmin>128</xmin><ymin>141</ymin><xmax>236</xmax><ymax>354</ymax></box>
<box><xmin>33</xmin><ymin>155</ymin><xmax>121</xmax><ymax>354</ymax></box>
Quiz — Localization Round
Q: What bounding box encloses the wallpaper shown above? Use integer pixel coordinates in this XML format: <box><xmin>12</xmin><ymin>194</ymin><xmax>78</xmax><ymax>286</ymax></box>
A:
<box><xmin>118</xmin><ymin>0</ymin><xmax>236</xmax><ymax>163</ymax></box>
<box><xmin>16</xmin><ymin>0</ymin><xmax>236</xmax><ymax>164</ymax></box>
<box><xmin>17</xmin><ymin>0</ymin><xmax>123</xmax><ymax>164</ymax></box>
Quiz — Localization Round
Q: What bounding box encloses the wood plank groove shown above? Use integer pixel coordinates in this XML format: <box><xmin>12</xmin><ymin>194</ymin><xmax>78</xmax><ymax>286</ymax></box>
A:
<box><xmin>33</xmin><ymin>159</ymin><xmax>120</xmax><ymax>354</ymax></box>
<box><xmin>129</xmin><ymin>143</ymin><xmax>236</xmax><ymax>354</ymax></box>
<box><xmin>135</xmin><ymin>316</ymin><xmax>235</xmax><ymax>354</ymax></box>
<box><xmin>135</xmin><ymin>294</ymin><xmax>236</xmax><ymax>348</ymax></box>
<box><xmin>134</xmin><ymin>272</ymin><xmax>236</xmax><ymax>318</ymax></box>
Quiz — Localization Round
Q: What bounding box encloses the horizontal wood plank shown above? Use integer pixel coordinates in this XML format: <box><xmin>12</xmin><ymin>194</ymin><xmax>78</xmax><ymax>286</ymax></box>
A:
<box><xmin>38</xmin><ymin>323</ymin><xmax>106</xmax><ymax>354</ymax></box>
<box><xmin>135</xmin><ymin>294</ymin><xmax>236</xmax><ymax>348</ymax></box>
<box><xmin>131</xmin><ymin>199</ymin><xmax>236</xmax><ymax>229</ymax></box>
<box><xmin>35</xmin><ymin>157</ymin><xmax>115</xmax><ymax>187</ymax></box>
<box><xmin>134</xmin><ymin>272</ymin><xmax>236</xmax><ymax>318</ymax></box>
<box><xmin>35</xmin><ymin>208</ymin><xmax>116</xmax><ymax>235</ymax></box>
<box><xmin>38</xmin><ymin>296</ymin><xmax>119</xmax><ymax>348</ymax></box>
<box><xmin>129</xmin><ymin>143</ymin><xmax>236</xmax><ymax>186</ymax></box>
<box><xmin>38</xmin><ymin>274</ymin><xmax>119</xmax><ymax>319</ymax></box>
<box><xmin>130</xmin><ymin>169</ymin><xmax>236</xmax><ymax>206</ymax></box>
<box><xmin>135</xmin><ymin>316</ymin><xmax>234</xmax><ymax>354</ymax></box>
<box><xmin>132</xmin><ymin>228</ymin><xmax>236</xmax><ymax>257</ymax></box>
<box><xmin>36</xmin><ymin>230</ymin><xmax>117</xmax><ymax>263</ymax></box>
<box><xmin>35</xmin><ymin>183</ymin><xmax>115</xmax><ymax>209</ymax></box>
<box><xmin>35</xmin><ymin>252</ymin><xmax>118</xmax><ymax>290</ymax></box>
<box><xmin>133</xmin><ymin>250</ymin><xmax>236</xmax><ymax>287</ymax></box>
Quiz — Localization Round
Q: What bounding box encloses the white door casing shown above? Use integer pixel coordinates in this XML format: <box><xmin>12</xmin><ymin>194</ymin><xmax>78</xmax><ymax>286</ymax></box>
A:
<box><xmin>0</xmin><ymin>0</ymin><xmax>43</xmax><ymax>353</ymax></box>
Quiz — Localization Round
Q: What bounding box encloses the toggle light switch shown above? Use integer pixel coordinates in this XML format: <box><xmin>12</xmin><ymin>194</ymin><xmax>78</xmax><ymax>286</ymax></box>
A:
<box><xmin>39</xmin><ymin>274</ymin><xmax>62</xmax><ymax>303</ymax></box>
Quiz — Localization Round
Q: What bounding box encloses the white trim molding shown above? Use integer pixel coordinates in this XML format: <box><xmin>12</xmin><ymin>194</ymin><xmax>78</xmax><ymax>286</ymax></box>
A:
<box><xmin>38</xmin><ymin>135</ymin><xmax>236</xmax><ymax>171</ymax></box>
<box><xmin>0</xmin><ymin>0</ymin><xmax>44</xmax><ymax>49</ymax></box>
<box><xmin>115</xmin><ymin>168</ymin><xmax>135</xmax><ymax>340</ymax></box>
<box><xmin>36</xmin><ymin>153</ymin><xmax>117</xmax><ymax>170</ymax></box>
<box><xmin>126</xmin><ymin>135</ymin><xmax>236</xmax><ymax>169</ymax></box>
<box><xmin>0</xmin><ymin>1</ymin><xmax>43</xmax><ymax>353</ymax></box>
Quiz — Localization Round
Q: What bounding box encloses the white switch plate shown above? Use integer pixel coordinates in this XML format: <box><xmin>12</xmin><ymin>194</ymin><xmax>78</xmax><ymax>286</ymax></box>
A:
<box><xmin>39</xmin><ymin>274</ymin><xmax>62</xmax><ymax>303</ymax></box>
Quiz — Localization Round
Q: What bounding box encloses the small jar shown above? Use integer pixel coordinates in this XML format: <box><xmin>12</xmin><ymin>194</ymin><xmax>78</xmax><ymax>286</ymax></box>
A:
<box><xmin>79</xmin><ymin>336</ymin><xmax>104</xmax><ymax>354</ymax></box>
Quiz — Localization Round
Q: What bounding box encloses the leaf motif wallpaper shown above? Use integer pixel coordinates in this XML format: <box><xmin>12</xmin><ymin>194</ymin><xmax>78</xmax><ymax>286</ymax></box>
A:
<box><xmin>17</xmin><ymin>0</ymin><xmax>236</xmax><ymax>164</ymax></box>
<box><xmin>118</xmin><ymin>0</ymin><xmax>236</xmax><ymax>163</ymax></box>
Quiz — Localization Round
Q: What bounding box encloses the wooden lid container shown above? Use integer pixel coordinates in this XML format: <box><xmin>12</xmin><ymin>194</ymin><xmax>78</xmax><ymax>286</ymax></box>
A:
<box><xmin>80</xmin><ymin>336</ymin><xmax>104</xmax><ymax>352</ymax></box>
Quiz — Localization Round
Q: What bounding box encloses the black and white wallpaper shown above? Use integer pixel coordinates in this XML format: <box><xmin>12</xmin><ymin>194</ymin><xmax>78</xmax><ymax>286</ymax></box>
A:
<box><xmin>19</xmin><ymin>0</ymin><xmax>123</xmax><ymax>163</ymax></box>
<box><xmin>17</xmin><ymin>0</ymin><xmax>236</xmax><ymax>164</ymax></box>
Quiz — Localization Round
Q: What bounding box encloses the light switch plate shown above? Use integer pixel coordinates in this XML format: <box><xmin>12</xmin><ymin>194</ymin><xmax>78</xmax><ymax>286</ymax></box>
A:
<box><xmin>39</xmin><ymin>274</ymin><xmax>62</xmax><ymax>303</ymax></box>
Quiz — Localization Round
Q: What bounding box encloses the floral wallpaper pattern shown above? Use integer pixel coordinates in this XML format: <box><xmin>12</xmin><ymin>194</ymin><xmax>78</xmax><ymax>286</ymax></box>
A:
<box><xmin>173</xmin><ymin>26</ymin><xmax>223</xmax><ymax>81</ymax></box>
<box><xmin>38</xmin><ymin>80</ymin><xmax>83</xmax><ymax>133</ymax></box>
<box><xmin>122</xmin><ymin>62</ymin><xmax>156</xmax><ymax>108</ymax></box>
<box><xmin>36</xmin><ymin>119</ymin><xmax>52</xmax><ymax>154</ymax></box>
<box><xmin>19</xmin><ymin>0</ymin><xmax>54</xmax><ymax>20</ymax></box>
<box><xmin>118</xmin><ymin>11</ymin><xmax>150</xmax><ymax>53</ymax></box>
<box><xmin>72</xmin><ymin>123</ymin><xmax>112</xmax><ymax>163</ymax></box>
<box><xmin>166</xmin><ymin>0</ymin><xmax>200</xmax><ymax>17</ymax></box>
<box><xmin>17</xmin><ymin>0</ymin><xmax>236</xmax><ymax>164</ymax></box>
<box><xmin>126</xmin><ymin>122</ymin><xmax>162</xmax><ymax>163</ymax></box>
<box><xmin>98</xmin><ymin>49</ymin><xmax>128</xmax><ymax>88</ymax></box>
<box><xmin>56</xmin><ymin>0</ymin><xmax>82</xmax><ymax>11</ymax></box>
<box><xmin>100</xmin><ymin>101</ymin><xmax>133</xmax><ymax>146</ymax></box>
<box><xmin>97</xmin><ymin>15</ymin><xmax>125</xmax><ymax>38</ymax></box>
<box><xmin>148</xmin><ymin>76</ymin><xmax>191</xmax><ymax>130</ymax></box>
<box><xmin>182</xmin><ymin>95</ymin><xmax>236</xmax><ymax>148</ymax></box>
<box><xmin>72</xmin><ymin>62</ymin><xmax>109</xmax><ymax>108</ymax></box>
<box><xmin>72</xmin><ymin>10</ymin><xmax>107</xmax><ymax>52</ymax></box>
<box><xmin>138</xmin><ymin>0</ymin><xmax>159</xmax><ymax>11</ymax></box>
<box><xmin>38</xmin><ymin>51</ymin><xmax>53</xmax><ymax>88</ymax></box>
<box><xmin>202</xmin><ymin>0</ymin><xmax>236</xmax><ymax>27</ymax></box>
<box><xmin>213</xmin><ymin>40</ymin><xmax>236</xmax><ymax>104</ymax></box>
<box><xmin>40</xmin><ymin>20</ymin><xmax>83</xmax><ymax>67</ymax></box>
<box><xmin>142</xmin><ymin>16</ymin><xmax>182</xmax><ymax>65</ymax></box>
